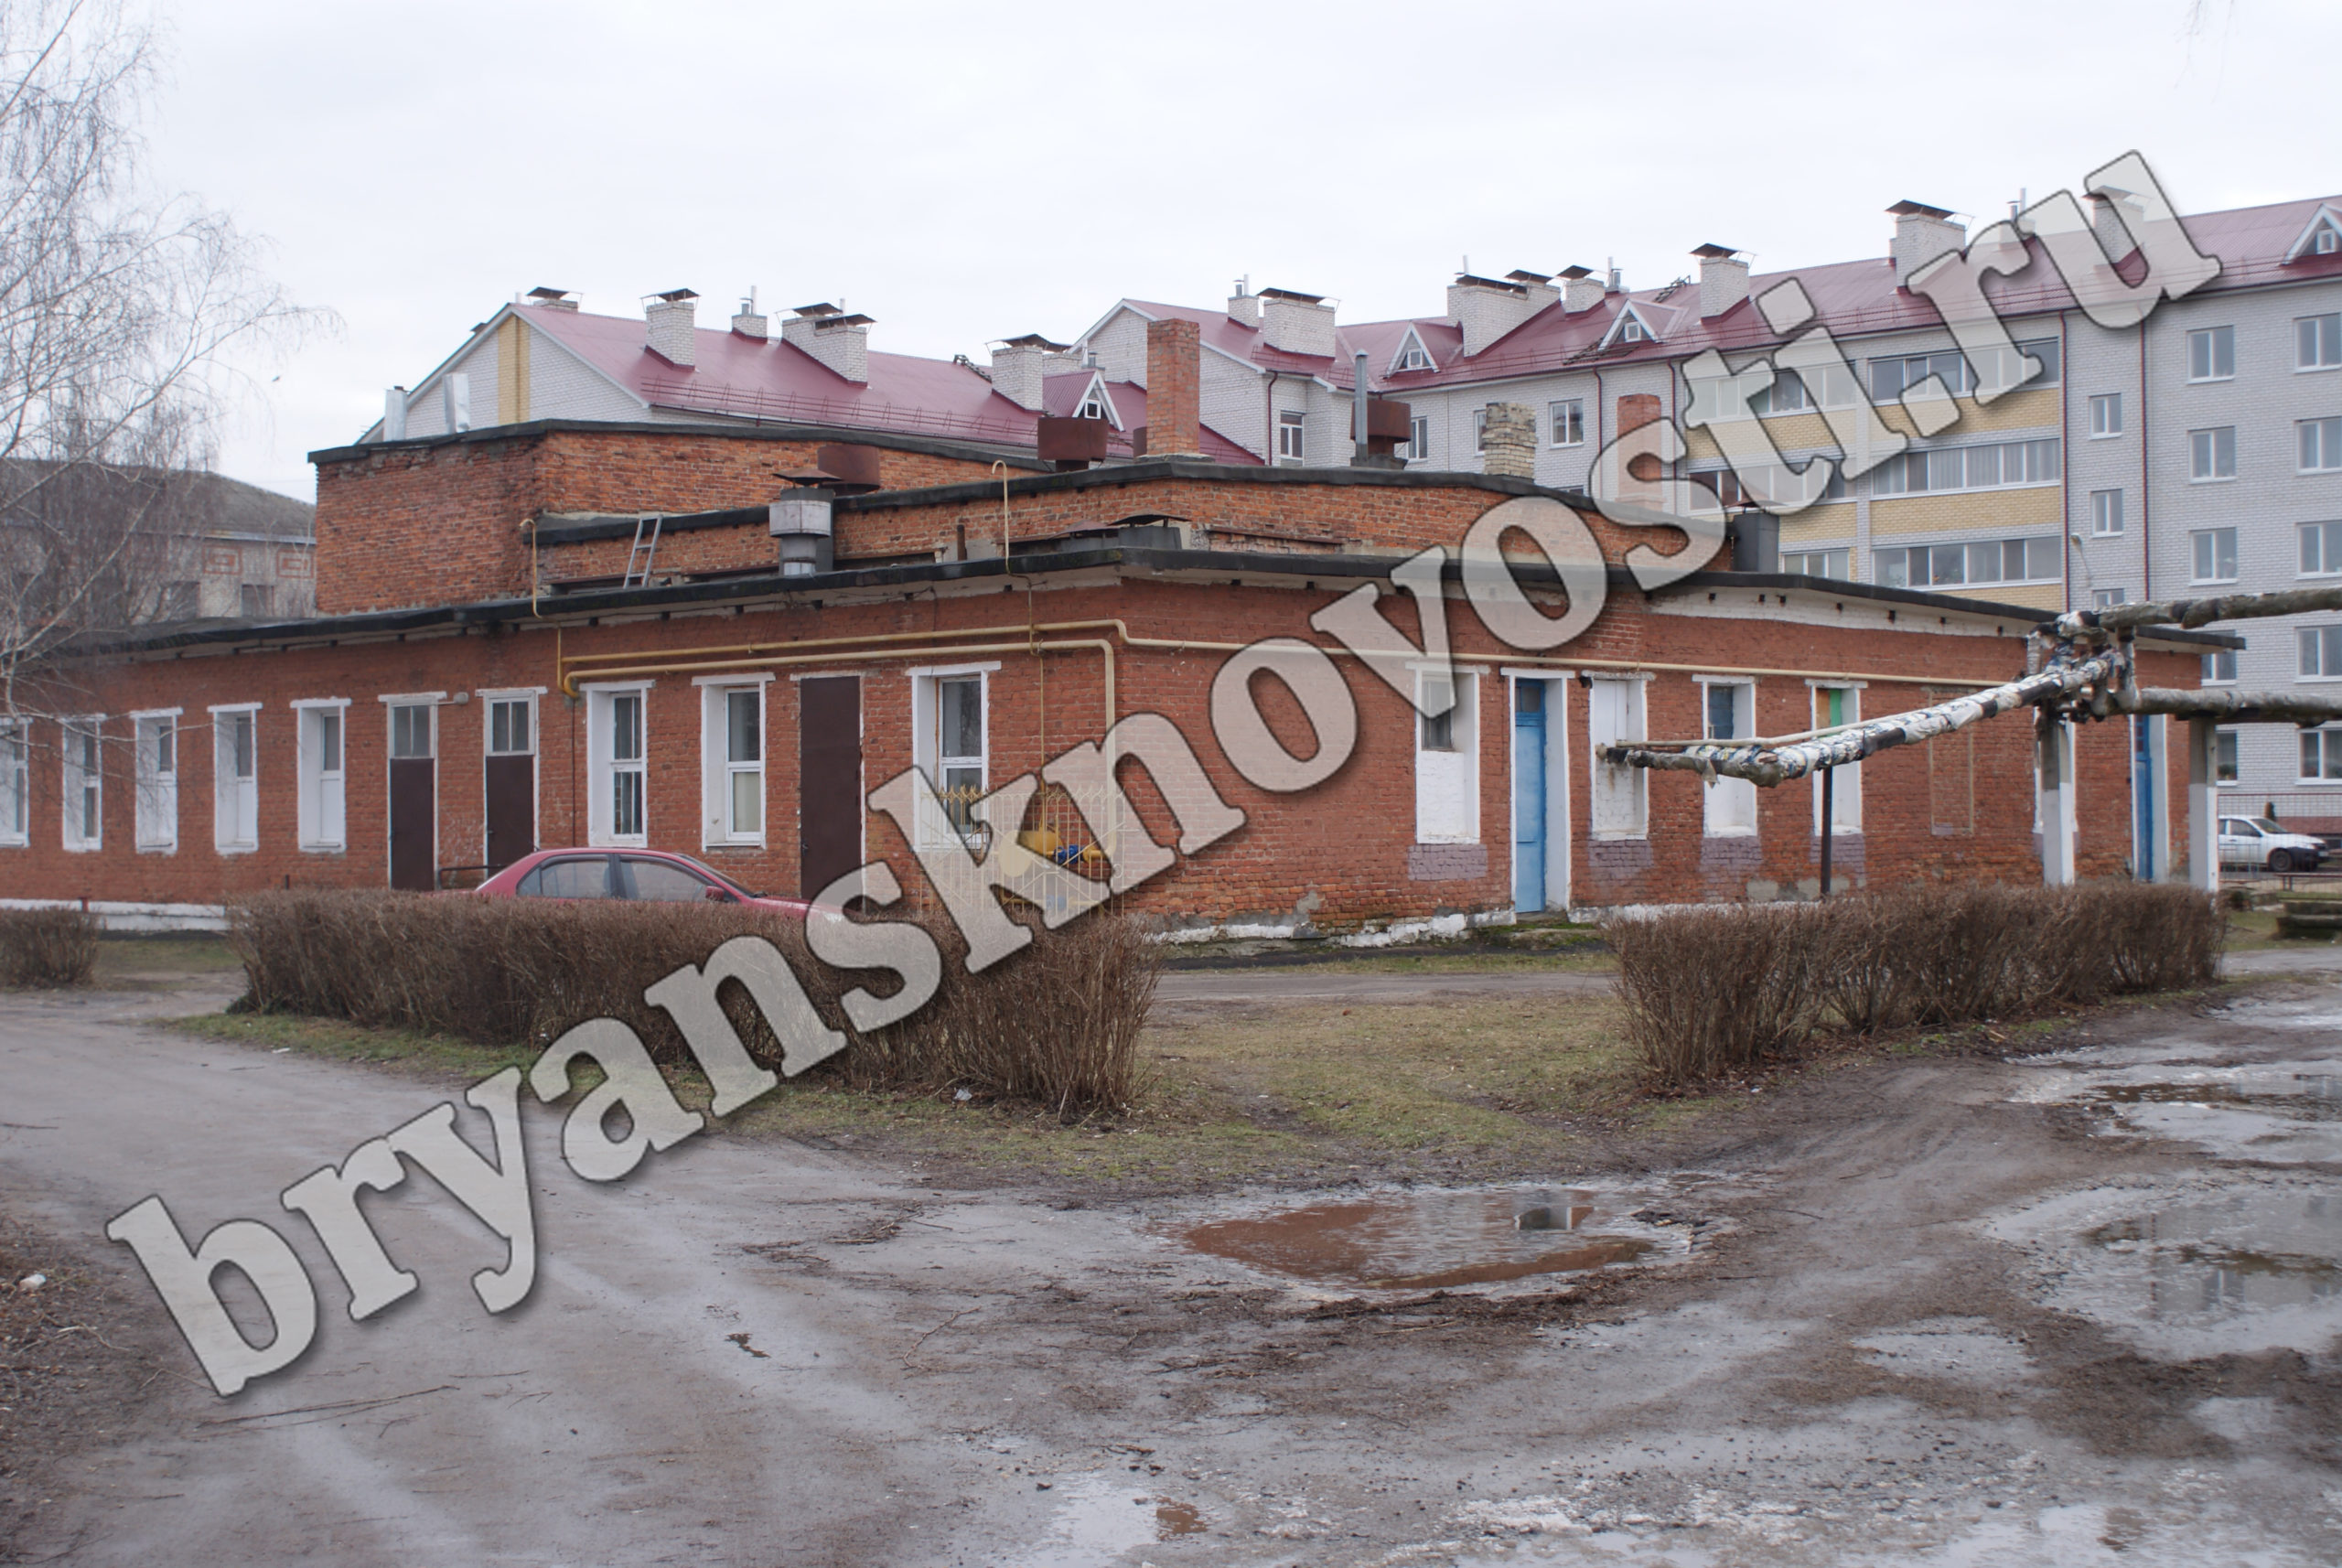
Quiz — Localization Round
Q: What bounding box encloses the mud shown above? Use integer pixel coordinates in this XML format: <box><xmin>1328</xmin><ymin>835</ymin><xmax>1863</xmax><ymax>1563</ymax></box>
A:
<box><xmin>2</xmin><ymin>970</ymin><xmax>2340</xmax><ymax>1566</ymax></box>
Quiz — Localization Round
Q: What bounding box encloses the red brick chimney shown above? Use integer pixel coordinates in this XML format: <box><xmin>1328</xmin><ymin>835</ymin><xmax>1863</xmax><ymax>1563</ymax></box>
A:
<box><xmin>1145</xmin><ymin>317</ymin><xmax>1202</xmax><ymax>457</ymax></box>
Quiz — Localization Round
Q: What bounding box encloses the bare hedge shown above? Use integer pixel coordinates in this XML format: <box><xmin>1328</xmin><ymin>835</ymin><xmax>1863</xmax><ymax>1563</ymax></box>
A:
<box><xmin>0</xmin><ymin>908</ymin><xmax>97</xmax><ymax>989</ymax></box>
<box><xmin>1607</xmin><ymin>883</ymin><xmax>2223</xmax><ymax>1086</ymax></box>
<box><xmin>225</xmin><ymin>891</ymin><xmax>1157</xmax><ymax>1117</ymax></box>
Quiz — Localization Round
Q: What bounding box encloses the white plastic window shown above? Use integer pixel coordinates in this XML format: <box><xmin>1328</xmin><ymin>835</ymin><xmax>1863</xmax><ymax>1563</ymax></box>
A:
<box><xmin>62</xmin><ymin>720</ymin><xmax>101</xmax><ymax>851</ymax></box>
<box><xmin>2090</xmin><ymin>489</ymin><xmax>2124</xmax><ymax>536</ymax></box>
<box><xmin>488</xmin><ymin>697</ymin><xmax>533</xmax><ymax>756</ymax></box>
<box><xmin>214</xmin><ymin>708</ymin><xmax>258</xmax><ymax>852</ymax></box>
<box><xmin>135</xmin><ymin>714</ymin><xmax>177</xmax><ymax>851</ymax></box>
<box><xmin>0</xmin><ymin>723</ymin><xmax>25</xmax><ymax>846</ymax></box>
<box><xmin>1700</xmin><ymin>682</ymin><xmax>1756</xmax><ymax>837</ymax></box>
<box><xmin>703</xmin><ymin>684</ymin><xmax>764</xmax><ymax>845</ymax></box>
<box><xmin>2186</xmin><ymin>326</ymin><xmax>2235</xmax><ymax>381</ymax></box>
<box><xmin>297</xmin><ymin>703</ymin><xmax>347</xmax><ymax>851</ymax></box>
<box><xmin>2189</xmin><ymin>425</ymin><xmax>2236</xmax><ymax>481</ymax></box>
<box><xmin>2192</xmin><ymin>527</ymin><xmax>2239</xmax><ymax>585</ymax></box>
<box><xmin>1549</xmin><ymin>399</ymin><xmax>1585</xmax><ymax>446</ymax></box>
<box><xmin>1587</xmin><ymin>678</ymin><xmax>1647</xmax><ymax>838</ymax></box>
<box><xmin>588</xmin><ymin>688</ymin><xmax>648</xmax><ymax>845</ymax></box>
<box><xmin>2299</xmin><ymin>313</ymin><xmax>2341</xmax><ymax>371</ymax></box>
<box><xmin>2089</xmin><ymin>392</ymin><xmax>2122</xmax><ymax>436</ymax></box>
<box><xmin>1276</xmin><ymin>410</ymin><xmax>1305</xmax><ymax>465</ymax></box>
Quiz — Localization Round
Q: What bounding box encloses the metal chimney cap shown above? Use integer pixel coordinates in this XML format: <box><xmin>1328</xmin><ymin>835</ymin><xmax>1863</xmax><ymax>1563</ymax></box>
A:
<box><xmin>1555</xmin><ymin>264</ymin><xmax>1594</xmax><ymax>280</ymax></box>
<box><xmin>526</xmin><ymin>285</ymin><xmax>576</xmax><ymax>301</ymax></box>
<box><xmin>648</xmin><ymin>287</ymin><xmax>699</xmax><ymax>303</ymax></box>
<box><xmin>791</xmin><ymin>301</ymin><xmax>842</xmax><ymax>318</ymax></box>
<box><xmin>1690</xmin><ymin>242</ymin><xmax>1740</xmax><ymax>259</ymax></box>
<box><xmin>1886</xmin><ymin>199</ymin><xmax>1953</xmax><ymax>220</ymax></box>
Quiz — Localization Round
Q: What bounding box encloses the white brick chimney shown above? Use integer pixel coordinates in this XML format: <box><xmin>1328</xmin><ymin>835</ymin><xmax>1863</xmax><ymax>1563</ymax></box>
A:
<box><xmin>2087</xmin><ymin>188</ymin><xmax>2142</xmax><ymax>260</ymax></box>
<box><xmin>782</xmin><ymin>303</ymin><xmax>871</xmax><ymax>383</ymax></box>
<box><xmin>1889</xmin><ymin>200</ymin><xmax>1967</xmax><ymax>287</ymax></box>
<box><xmin>731</xmin><ymin>287</ymin><xmax>768</xmax><ymax>340</ymax></box>
<box><xmin>1445</xmin><ymin>274</ymin><xmax>1541</xmax><ymax>355</ymax></box>
<box><xmin>1557</xmin><ymin>264</ymin><xmax>1606</xmax><ymax>314</ymax></box>
<box><xmin>1692</xmin><ymin>244</ymin><xmax>1750</xmax><ymax>317</ymax></box>
<box><xmin>1227</xmin><ymin>280</ymin><xmax>1259</xmax><ymax>326</ymax></box>
<box><xmin>1259</xmin><ymin>287</ymin><xmax>1338</xmax><ymax>356</ymax></box>
<box><xmin>644</xmin><ymin>288</ymin><xmax>698</xmax><ymax>367</ymax></box>
<box><xmin>989</xmin><ymin>334</ymin><xmax>1061</xmax><ymax>411</ymax></box>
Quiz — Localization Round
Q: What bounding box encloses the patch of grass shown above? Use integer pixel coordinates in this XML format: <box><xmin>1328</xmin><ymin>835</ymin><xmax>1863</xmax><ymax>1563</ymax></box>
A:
<box><xmin>172</xmin><ymin>1012</ymin><xmax>537</xmax><ymax>1079</ymax></box>
<box><xmin>1172</xmin><ymin>948</ymin><xmax>1615</xmax><ymax>977</ymax></box>
<box><xmin>92</xmin><ymin>933</ymin><xmax>243</xmax><ymax>988</ymax></box>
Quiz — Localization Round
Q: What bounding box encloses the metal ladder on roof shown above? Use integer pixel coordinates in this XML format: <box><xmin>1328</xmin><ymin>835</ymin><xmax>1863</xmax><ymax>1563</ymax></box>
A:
<box><xmin>623</xmin><ymin>513</ymin><xmax>663</xmax><ymax>589</ymax></box>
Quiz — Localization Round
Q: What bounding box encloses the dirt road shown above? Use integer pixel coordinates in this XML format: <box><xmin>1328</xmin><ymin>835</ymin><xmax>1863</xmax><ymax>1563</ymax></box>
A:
<box><xmin>2</xmin><ymin>969</ymin><xmax>2337</xmax><ymax>1566</ymax></box>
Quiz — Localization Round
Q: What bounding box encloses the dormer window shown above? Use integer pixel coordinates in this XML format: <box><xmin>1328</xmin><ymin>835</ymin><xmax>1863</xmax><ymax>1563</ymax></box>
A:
<box><xmin>1394</xmin><ymin>342</ymin><xmax>1431</xmax><ymax>372</ymax></box>
<box><xmin>2283</xmin><ymin>204</ymin><xmax>2342</xmax><ymax>263</ymax></box>
<box><xmin>1078</xmin><ymin>391</ymin><xmax>1105</xmax><ymax>420</ymax></box>
<box><xmin>2321</xmin><ymin>228</ymin><xmax>2340</xmax><ymax>256</ymax></box>
<box><xmin>1619</xmin><ymin>317</ymin><xmax>1647</xmax><ymax>343</ymax></box>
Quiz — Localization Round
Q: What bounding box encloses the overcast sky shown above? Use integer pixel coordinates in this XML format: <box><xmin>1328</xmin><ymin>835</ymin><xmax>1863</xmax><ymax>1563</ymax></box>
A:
<box><xmin>151</xmin><ymin>0</ymin><xmax>2334</xmax><ymax>503</ymax></box>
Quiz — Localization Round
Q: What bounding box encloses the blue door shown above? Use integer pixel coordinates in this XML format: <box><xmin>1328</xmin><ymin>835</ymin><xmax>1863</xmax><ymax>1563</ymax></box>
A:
<box><xmin>2132</xmin><ymin>715</ymin><xmax>2155</xmax><ymax>880</ymax></box>
<box><xmin>1514</xmin><ymin>680</ymin><xmax>1546</xmax><ymax>911</ymax></box>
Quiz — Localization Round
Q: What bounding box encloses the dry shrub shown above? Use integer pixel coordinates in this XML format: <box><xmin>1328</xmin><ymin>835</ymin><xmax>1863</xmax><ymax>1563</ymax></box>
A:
<box><xmin>1610</xmin><ymin>882</ymin><xmax>2222</xmax><ymax>1087</ymax></box>
<box><xmin>225</xmin><ymin>891</ymin><xmax>1157</xmax><ymax>1117</ymax></box>
<box><xmin>0</xmin><ymin>908</ymin><xmax>98</xmax><ymax>989</ymax></box>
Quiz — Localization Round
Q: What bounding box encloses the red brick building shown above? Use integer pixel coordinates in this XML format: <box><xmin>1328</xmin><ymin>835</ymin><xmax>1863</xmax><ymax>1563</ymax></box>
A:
<box><xmin>0</xmin><ymin>337</ymin><xmax>2220</xmax><ymax>936</ymax></box>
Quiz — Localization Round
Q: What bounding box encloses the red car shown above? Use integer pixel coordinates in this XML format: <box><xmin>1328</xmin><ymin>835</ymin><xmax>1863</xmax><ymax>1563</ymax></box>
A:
<box><xmin>475</xmin><ymin>848</ymin><xmax>815</xmax><ymax>917</ymax></box>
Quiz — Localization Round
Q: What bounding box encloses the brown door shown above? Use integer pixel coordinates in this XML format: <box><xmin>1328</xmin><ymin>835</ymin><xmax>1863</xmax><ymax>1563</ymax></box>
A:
<box><xmin>799</xmin><ymin>676</ymin><xmax>862</xmax><ymax>900</ymax></box>
<box><xmin>484</xmin><ymin>756</ymin><xmax>532</xmax><ymax>869</ymax></box>
<box><xmin>389</xmin><ymin>758</ymin><xmax>435</xmax><ymax>889</ymax></box>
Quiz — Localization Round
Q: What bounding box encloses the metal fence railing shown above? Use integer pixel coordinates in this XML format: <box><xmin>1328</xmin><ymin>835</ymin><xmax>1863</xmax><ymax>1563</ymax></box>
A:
<box><xmin>910</xmin><ymin>780</ymin><xmax>1122</xmax><ymax>922</ymax></box>
<box><xmin>2218</xmin><ymin>791</ymin><xmax>2342</xmax><ymax>843</ymax></box>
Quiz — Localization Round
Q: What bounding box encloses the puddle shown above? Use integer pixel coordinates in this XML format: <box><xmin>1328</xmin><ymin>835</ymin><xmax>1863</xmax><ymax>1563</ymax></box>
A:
<box><xmin>1172</xmin><ymin>1187</ymin><xmax>1672</xmax><ymax>1292</ymax></box>
<box><xmin>1853</xmin><ymin>1316</ymin><xmax>2035</xmax><ymax>1384</ymax></box>
<box><xmin>1989</xmin><ymin>1178</ymin><xmax>2342</xmax><ymax>1358</ymax></box>
<box><xmin>998</xmin><ymin>1472</ymin><xmax>1160</xmax><ymax>1568</ymax></box>
<box><xmin>2012</xmin><ymin>1058</ymin><xmax>2342</xmax><ymax>1164</ymax></box>
<box><xmin>1154</xmin><ymin>1500</ymin><xmax>1205</xmax><ymax>1537</ymax></box>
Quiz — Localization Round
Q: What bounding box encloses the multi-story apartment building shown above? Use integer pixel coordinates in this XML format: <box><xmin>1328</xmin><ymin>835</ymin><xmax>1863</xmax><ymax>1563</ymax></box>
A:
<box><xmin>369</xmin><ymin>191</ymin><xmax>2342</xmax><ymax>804</ymax></box>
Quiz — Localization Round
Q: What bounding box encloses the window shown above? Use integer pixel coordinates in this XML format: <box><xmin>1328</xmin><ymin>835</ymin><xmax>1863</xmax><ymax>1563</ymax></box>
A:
<box><xmin>488</xmin><ymin>698</ymin><xmax>532</xmax><ymax>756</ymax></box>
<box><xmin>913</xmin><ymin>670</ymin><xmax>989</xmax><ymax>842</ymax></box>
<box><xmin>2090</xmin><ymin>392</ymin><xmax>2123</xmax><ymax>436</ymax></box>
<box><xmin>2203</xmin><ymin>649</ymin><xmax>2239</xmax><ymax>684</ymax></box>
<box><xmin>2301</xmin><ymin>416</ymin><xmax>2342</xmax><ymax>472</ymax></box>
<box><xmin>1548</xmin><ymin>398</ymin><xmax>1585</xmax><ymax>446</ymax></box>
<box><xmin>2321</xmin><ymin>228</ymin><xmax>2342</xmax><ymax>257</ymax></box>
<box><xmin>1472</xmin><ymin>407</ymin><xmax>1488</xmax><ymax>452</ymax></box>
<box><xmin>704</xmin><ymin>684</ymin><xmax>764</xmax><ymax>844</ymax></box>
<box><xmin>1970</xmin><ymin>338</ymin><xmax>2061</xmax><ymax>394</ymax></box>
<box><xmin>2300</xmin><ymin>313</ymin><xmax>2342</xmax><ymax>371</ymax></box>
<box><xmin>1871</xmin><ymin>437</ymin><xmax>2060</xmax><ymax>494</ymax></box>
<box><xmin>2304</xmin><ymin>729</ymin><xmax>2342</xmax><ymax>782</ymax></box>
<box><xmin>2304</xmin><ymin>521</ymin><xmax>2342</xmax><ymax>575</ymax></box>
<box><xmin>2092</xmin><ymin>587</ymin><xmax>2129</xmax><ymax>608</ymax></box>
<box><xmin>1587</xmin><ymin>677</ymin><xmax>1647</xmax><ymax>837</ymax></box>
<box><xmin>390</xmin><ymin>703</ymin><xmax>432</xmax><ymax>760</ymax></box>
<box><xmin>0</xmin><ymin>722</ymin><xmax>25</xmax><ymax>846</ymax></box>
<box><xmin>239</xmin><ymin>583</ymin><xmax>273</xmax><ymax>618</ymax></box>
<box><xmin>518</xmin><ymin>854</ymin><xmax>612</xmax><ymax>898</ymax></box>
<box><xmin>1392</xmin><ymin>339</ymin><xmax>1432</xmax><ymax>373</ymax></box>
<box><xmin>1812</xmin><ymin>685</ymin><xmax>1861</xmax><ymax>834</ymax></box>
<box><xmin>1276</xmin><ymin>409</ymin><xmax>1305</xmax><ymax>466</ymax></box>
<box><xmin>1748</xmin><ymin>370</ymin><xmax>1810</xmax><ymax>414</ymax></box>
<box><xmin>213</xmin><ymin>706</ymin><xmax>258</xmax><ymax>852</ymax></box>
<box><xmin>2187</xmin><ymin>326</ymin><xmax>2235</xmax><ymax>381</ymax></box>
<box><xmin>1618</xmin><ymin>315</ymin><xmax>1647</xmax><ymax>343</ymax></box>
<box><xmin>61</xmin><ymin>720</ymin><xmax>100</xmax><ymax>851</ymax></box>
<box><xmin>2193</xmin><ymin>527</ymin><xmax>2240</xmax><ymax>584</ymax></box>
<box><xmin>2215</xmin><ymin>728</ymin><xmax>2240</xmax><ymax>784</ymax></box>
<box><xmin>586</xmin><ymin>686</ymin><xmax>649</xmax><ymax>845</ymax></box>
<box><xmin>1875</xmin><ymin>537</ymin><xmax>2061</xmax><ymax>589</ymax></box>
<box><xmin>1780</xmin><ymin>548</ymin><xmax>1851</xmax><ymax>580</ymax></box>
<box><xmin>134</xmin><ymin>714</ymin><xmax>177</xmax><ymax>852</ymax></box>
<box><xmin>1870</xmin><ymin>349</ymin><xmax>1972</xmax><ymax>401</ymax></box>
<box><xmin>2090</xmin><ymin>489</ymin><xmax>2124</xmax><ymax>536</ymax></box>
<box><xmin>1404</xmin><ymin>413</ymin><xmax>1429</xmax><ymax>463</ymax></box>
<box><xmin>2190</xmin><ymin>425</ymin><xmax>2237</xmax><ymax>480</ymax></box>
<box><xmin>1700</xmin><ymin>681</ymin><xmax>1756</xmax><ymax>836</ymax></box>
<box><xmin>296</xmin><ymin>702</ymin><xmax>347</xmax><ymax>852</ymax></box>
<box><xmin>621</xmin><ymin>855</ymin><xmax>722</xmax><ymax>903</ymax></box>
<box><xmin>1414</xmin><ymin>670</ymin><xmax>1477</xmax><ymax>844</ymax></box>
<box><xmin>1076</xmin><ymin>388</ymin><xmax>1105</xmax><ymax>421</ymax></box>
<box><xmin>2299</xmin><ymin>625</ymin><xmax>2342</xmax><ymax>678</ymax></box>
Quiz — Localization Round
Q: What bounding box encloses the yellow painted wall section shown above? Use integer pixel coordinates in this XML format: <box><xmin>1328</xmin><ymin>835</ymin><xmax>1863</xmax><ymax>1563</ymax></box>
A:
<box><xmin>1870</xmin><ymin>485</ymin><xmax>2061</xmax><ymax>538</ymax></box>
<box><xmin>496</xmin><ymin>317</ymin><xmax>531</xmax><ymax>425</ymax></box>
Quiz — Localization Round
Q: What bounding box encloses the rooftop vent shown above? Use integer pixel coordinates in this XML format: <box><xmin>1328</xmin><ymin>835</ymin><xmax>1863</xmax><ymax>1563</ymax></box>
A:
<box><xmin>644</xmin><ymin>288</ymin><xmax>698</xmax><ymax>367</ymax></box>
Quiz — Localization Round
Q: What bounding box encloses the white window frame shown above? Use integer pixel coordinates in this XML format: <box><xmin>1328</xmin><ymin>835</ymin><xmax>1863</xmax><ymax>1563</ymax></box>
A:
<box><xmin>132</xmin><ymin>708</ymin><xmax>180</xmax><ymax>853</ymax></box>
<box><xmin>1779</xmin><ymin>547</ymin><xmax>1852</xmax><ymax>581</ymax></box>
<box><xmin>2092</xmin><ymin>587</ymin><xmax>2129</xmax><ymax>608</ymax></box>
<box><xmin>1586</xmin><ymin>675</ymin><xmax>1649</xmax><ymax>840</ymax></box>
<box><xmin>2303</xmin><ymin>726</ymin><xmax>2342</xmax><ymax>784</ymax></box>
<box><xmin>2299</xmin><ymin>416</ymin><xmax>2342</xmax><ymax>474</ymax></box>
<box><xmin>2088</xmin><ymin>392</ymin><xmax>2122</xmax><ymax>437</ymax></box>
<box><xmin>2191</xmin><ymin>526</ymin><xmax>2240</xmax><ymax>585</ymax></box>
<box><xmin>1275</xmin><ymin>408</ymin><xmax>1305</xmax><ymax>466</ymax></box>
<box><xmin>1548</xmin><ymin>398</ymin><xmax>1585</xmax><ymax>447</ymax></box>
<box><xmin>2298</xmin><ymin>312</ymin><xmax>2342</xmax><ymax>372</ymax></box>
<box><xmin>1875</xmin><ymin>536</ymin><xmax>2063</xmax><ymax>590</ymax></box>
<box><xmin>1810</xmin><ymin>683</ymin><xmax>1863</xmax><ymax>835</ymax></box>
<box><xmin>1413</xmin><ymin>665</ymin><xmax>1480</xmax><ymax>846</ymax></box>
<box><xmin>1392</xmin><ymin>339</ymin><xmax>1432</xmax><ymax>373</ymax></box>
<box><xmin>910</xmin><ymin>662</ymin><xmax>994</xmax><ymax>846</ymax></box>
<box><xmin>2305</xmin><ymin>520</ymin><xmax>2342</xmax><ymax>577</ymax></box>
<box><xmin>1472</xmin><ymin>407</ymin><xmax>1488</xmax><ymax>452</ymax></box>
<box><xmin>584</xmin><ymin>682</ymin><xmax>651</xmax><ymax>847</ymax></box>
<box><xmin>2201</xmin><ymin>649</ymin><xmax>2239</xmax><ymax>685</ymax></box>
<box><xmin>0</xmin><ymin>718</ymin><xmax>26</xmax><ymax>847</ymax></box>
<box><xmin>2090</xmin><ymin>489</ymin><xmax>2124</xmax><ymax>537</ymax></box>
<box><xmin>1693</xmin><ymin>677</ymin><xmax>1756</xmax><ymax>838</ymax></box>
<box><xmin>2213</xmin><ymin>726</ymin><xmax>2240</xmax><ymax>784</ymax></box>
<box><xmin>293</xmin><ymin>698</ymin><xmax>349</xmax><ymax>853</ymax></box>
<box><xmin>696</xmin><ymin>674</ymin><xmax>770</xmax><ymax>848</ymax></box>
<box><xmin>479</xmin><ymin>687</ymin><xmax>543</xmax><ymax>864</ymax></box>
<box><xmin>2299</xmin><ymin>625</ymin><xmax>2342</xmax><ymax>681</ymax></box>
<box><xmin>2186</xmin><ymin>325</ymin><xmax>2235</xmax><ymax>382</ymax></box>
<box><xmin>61</xmin><ymin>716</ymin><xmax>102</xmax><ymax>853</ymax></box>
<box><xmin>2189</xmin><ymin>425</ymin><xmax>2237</xmax><ymax>482</ymax></box>
<box><xmin>1404</xmin><ymin>413</ymin><xmax>1430</xmax><ymax>464</ymax></box>
<box><xmin>210</xmin><ymin>703</ymin><xmax>260</xmax><ymax>854</ymax></box>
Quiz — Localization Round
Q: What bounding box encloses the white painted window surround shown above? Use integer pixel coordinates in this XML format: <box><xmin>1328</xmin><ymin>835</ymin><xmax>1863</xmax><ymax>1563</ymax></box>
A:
<box><xmin>584</xmin><ymin>682</ymin><xmax>651</xmax><ymax>847</ymax></box>
<box><xmin>1413</xmin><ymin>666</ymin><xmax>1480</xmax><ymax>845</ymax></box>
<box><xmin>294</xmin><ymin>699</ymin><xmax>350</xmax><ymax>852</ymax></box>
<box><xmin>0</xmin><ymin>720</ymin><xmax>27</xmax><ymax>847</ymax></box>
<box><xmin>696</xmin><ymin>673</ymin><xmax>771</xmax><ymax>848</ymax></box>
<box><xmin>1810</xmin><ymin>682</ymin><xmax>1863</xmax><ymax>835</ymax></box>
<box><xmin>1694</xmin><ymin>678</ymin><xmax>1756</xmax><ymax>837</ymax></box>
<box><xmin>61</xmin><ymin>717</ymin><xmax>102</xmax><ymax>852</ymax></box>
<box><xmin>210</xmin><ymin>703</ymin><xmax>260</xmax><ymax>854</ymax></box>
<box><xmin>1587</xmin><ymin>675</ymin><xmax>1649</xmax><ymax>839</ymax></box>
<box><xmin>909</xmin><ymin>661</ymin><xmax>994</xmax><ymax>845</ymax></box>
<box><xmin>132</xmin><ymin>709</ymin><xmax>179</xmax><ymax>853</ymax></box>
